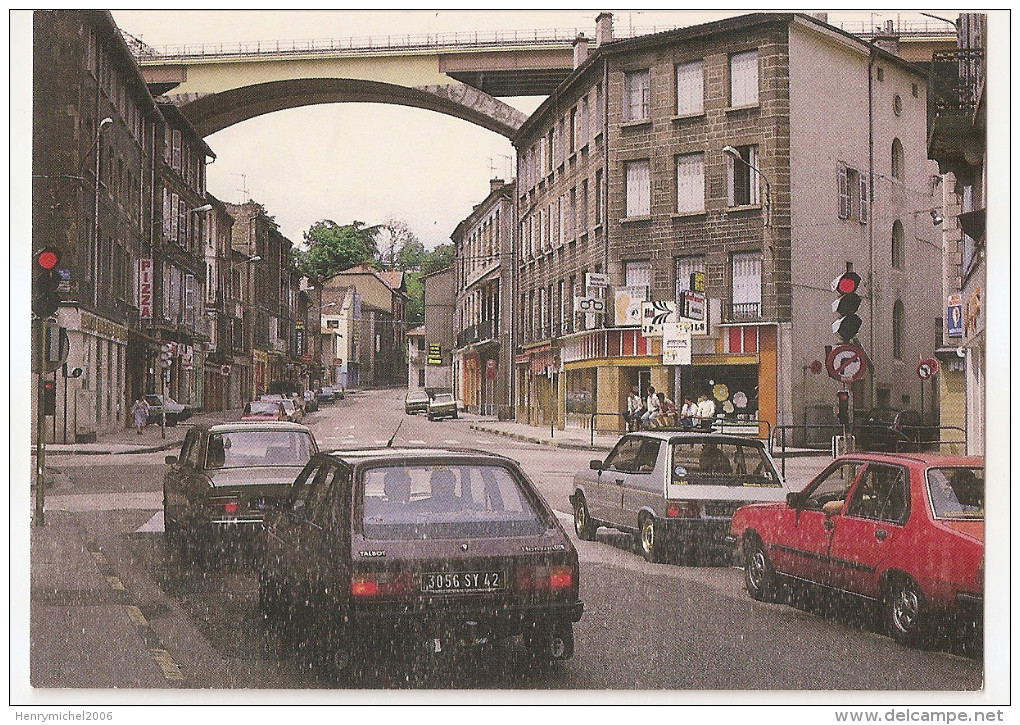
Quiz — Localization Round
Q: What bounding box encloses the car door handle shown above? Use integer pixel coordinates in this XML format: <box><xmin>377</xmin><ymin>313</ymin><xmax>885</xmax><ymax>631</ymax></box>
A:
<box><xmin>874</xmin><ymin>529</ymin><xmax>888</xmax><ymax>541</ymax></box>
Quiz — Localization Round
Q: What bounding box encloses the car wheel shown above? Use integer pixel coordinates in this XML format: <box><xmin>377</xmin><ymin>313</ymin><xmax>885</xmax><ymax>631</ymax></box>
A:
<box><xmin>525</xmin><ymin>621</ymin><xmax>574</xmax><ymax>662</ymax></box>
<box><xmin>743</xmin><ymin>535</ymin><xmax>779</xmax><ymax>602</ymax></box>
<box><xmin>884</xmin><ymin>576</ymin><xmax>926</xmax><ymax>645</ymax></box>
<box><xmin>572</xmin><ymin>495</ymin><xmax>598</xmax><ymax>541</ymax></box>
<box><xmin>638</xmin><ymin>514</ymin><xmax>664</xmax><ymax>563</ymax></box>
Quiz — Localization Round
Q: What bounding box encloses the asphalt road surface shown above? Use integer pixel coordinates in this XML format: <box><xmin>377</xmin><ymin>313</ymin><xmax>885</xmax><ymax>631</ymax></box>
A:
<box><xmin>32</xmin><ymin>388</ymin><xmax>984</xmax><ymax>693</ymax></box>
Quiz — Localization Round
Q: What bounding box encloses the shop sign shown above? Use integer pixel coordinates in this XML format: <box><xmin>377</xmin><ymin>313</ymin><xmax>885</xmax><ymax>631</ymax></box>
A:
<box><xmin>574</xmin><ymin>296</ymin><xmax>606</xmax><ymax>314</ymax></box>
<box><xmin>661</xmin><ymin>323</ymin><xmax>692</xmax><ymax>366</ymax></box>
<box><xmin>585</xmin><ymin>272</ymin><xmax>609</xmax><ymax>290</ymax></box>
<box><xmin>689</xmin><ymin>271</ymin><xmax>706</xmax><ymax>293</ymax></box>
<box><xmin>614</xmin><ymin>286</ymin><xmax>647</xmax><ymax>327</ymax></box>
<box><xmin>427</xmin><ymin>343</ymin><xmax>443</xmax><ymax>365</ymax></box>
<box><xmin>138</xmin><ymin>258</ymin><xmax>153</xmax><ymax>320</ymax></box>
<box><xmin>946</xmin><ymin>294</ymin><xmax>963</xmax><ymax>337</ymax></box>
<box><xmin>677</xmin><ymin>320</ymin><xmax>707</xmax><ymax>336</ymax></box>
<box><xmin>641</xmin><ymin>300</ymin><xmax>678</xmax><ymax>336</ymax></box>
<box><xmin>678</xmin><ymin>291</ymin><xmax>705</xmax><ymax>321</ymax></box>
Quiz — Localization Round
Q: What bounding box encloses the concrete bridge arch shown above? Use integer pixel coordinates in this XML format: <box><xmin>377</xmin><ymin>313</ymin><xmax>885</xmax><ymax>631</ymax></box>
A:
<box><xmin>172</xmin><ymin>76</ymin><xmax>529</xmax><ymax>138</ymax></box>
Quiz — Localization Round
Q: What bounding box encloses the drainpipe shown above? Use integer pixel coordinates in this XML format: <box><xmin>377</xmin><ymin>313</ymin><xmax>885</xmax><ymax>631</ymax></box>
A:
<box><xmin>867</xmin><ymin>51</ymin><xmax>876</xmax><ymax>409</ymax></box>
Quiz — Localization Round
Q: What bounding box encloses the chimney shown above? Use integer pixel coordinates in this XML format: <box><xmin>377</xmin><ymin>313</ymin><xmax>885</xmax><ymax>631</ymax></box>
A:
<box><xmin>572</xmin><ymin>33</ymin><xmax>589</xmax><ymax>68</ymax></box>
<box><xmin>595</xmin><ymin>12</ymin><xmax>613</xmax><ymax>47</ymax></box>
<box><xmin>872</xmin><ymin>21</ymin><xmax>900</xmax><ymax>56</ymax></box>
<box><xmin>490</xmin><ymin>178</ymin><xmax>505</xmax><ymax>193</ymax></box>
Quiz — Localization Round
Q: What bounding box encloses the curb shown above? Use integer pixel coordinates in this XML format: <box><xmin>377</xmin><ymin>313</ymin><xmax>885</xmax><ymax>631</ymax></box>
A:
<box><xmin>39</xmin><ymin>440</ymin><xmax>183</xmax><ymax>456</ymax></box>
<box><xmin>469</xmin><ymin>424</ymin><xmax>610</xmax><ymax>451</ymax></box>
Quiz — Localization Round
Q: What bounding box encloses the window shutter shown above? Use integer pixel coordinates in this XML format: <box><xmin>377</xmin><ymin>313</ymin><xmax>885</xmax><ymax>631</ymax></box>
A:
<box><xmin>676</xmin><ymin>153</ymin><xmax>705</xmax><ymax>213</ymax></box>
<box><xmin>748</xmin><ymin>146</ymin><xmax>760</xmax><ymax>206</ymax></box>
<box><xmin>730</xmin><ymin>50</ymin><xmax>759</xmax><ymax>106</ymax></box>
<box><xmin>859</xmin><ymin>175</ymin><xmax>869</xmax><ymax>224</ymax></box>
<box><xmin>676</xmin><ymin>61</ymin><xmax>704</xmax><ymax>115</ymax></box>
<box><xmin>626</xmin><ymin>160</ymin><xmax>650</xmax><ymax>217</ymax></box>
<box><xmin>837</xmin><ymin>166</ymin><xmax>850</xmax><ymax>219</ymax></box>
<box><xmin>170</xmin><ymin>192</ymin><xmax>179</xmax><ymax>241</ymax></box>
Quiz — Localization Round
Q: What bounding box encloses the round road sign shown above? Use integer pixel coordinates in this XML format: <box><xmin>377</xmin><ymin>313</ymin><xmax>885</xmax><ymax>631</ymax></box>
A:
<box><xmin>917</xmin><ymin>357</ymin><xmax>939</xmax><ymax>380</ymax></box>
<box><xmin>826</xmin><ymin>344</ymin><xmax>868</xmax><ymax>383</ymax></box>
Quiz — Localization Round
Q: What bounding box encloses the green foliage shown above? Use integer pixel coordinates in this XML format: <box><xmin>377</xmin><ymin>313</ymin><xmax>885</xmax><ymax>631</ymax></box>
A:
<box><xmin>421</xmin><ymin>243</ymin><xmax>455</xmax><ymax>275</ymax></box>
<box><xmin>294</xmin><ymin>220</ymin><xmax>382</xmax><ymax>279</ymax></box>
<box><xmin>404</xmin><ymin>272</ymin><xmax>425</xmax><ymax>326</ymax></box>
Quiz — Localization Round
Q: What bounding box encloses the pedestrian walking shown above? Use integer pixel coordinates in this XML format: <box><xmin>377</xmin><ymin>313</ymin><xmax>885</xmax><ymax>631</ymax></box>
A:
<box><xmin>131</xmin><ymin>395</ymin><xmax>150</xmax><ymax>435</ymax></box>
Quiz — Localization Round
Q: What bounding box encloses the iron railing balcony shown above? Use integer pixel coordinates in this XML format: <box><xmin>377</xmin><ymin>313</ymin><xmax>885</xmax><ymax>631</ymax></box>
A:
<box><xmin>727</xmin><ymin>302</ymin><xmax>762</xmax><ymax>322</ymax></box>
<box><xmin>930</xmin><ymin>48</ymin><xmax>984</xmax><ymax>119</ymax></box>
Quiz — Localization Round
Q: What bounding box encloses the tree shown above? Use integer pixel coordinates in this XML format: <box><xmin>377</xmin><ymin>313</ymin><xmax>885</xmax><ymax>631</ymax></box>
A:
<box><xmin>380</xmin><ymin>218</ymin><xmax>426</xmax><ymax>271</ymax></box>
<box><xmin>294</xmin><ymin>220</ymin><xmax>382</xmax><ymax>279</ymax></box>
<box><xmin>421</xmin><ymin>243</ymin><xmax>455</xmax><ymax>275</ymax></box>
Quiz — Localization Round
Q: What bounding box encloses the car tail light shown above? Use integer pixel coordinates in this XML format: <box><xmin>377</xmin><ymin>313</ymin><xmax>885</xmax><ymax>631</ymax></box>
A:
<box><xmin>514</xmin><ymin>564</ymin><xmax>575</xmax><ymax>592</ymax></box>
<box><xmin>209</xmin><ymin>495</ymin><xmax>240</xmax><ymax>515</ymax></box>
<box><xmin>666</xmin><ymin>500</ymin><xmax>700</xmax><ymax>518</ymax></box>
<box><xmin>351</xmin><ymin>571</ymin><xmax>416</xmax><ymax>598</ymax></box>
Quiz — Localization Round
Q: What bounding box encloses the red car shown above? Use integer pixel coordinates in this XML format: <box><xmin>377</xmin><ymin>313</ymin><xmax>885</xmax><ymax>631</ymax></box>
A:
<box><xmin>241</xmin><ymin>400</ymin><xmax>288</xmax><ymax>421</ymax></box>
<box><xmin>730</xmin><ymin>453</ymin><xmax>983</xmax><ymax>645</ymax></box>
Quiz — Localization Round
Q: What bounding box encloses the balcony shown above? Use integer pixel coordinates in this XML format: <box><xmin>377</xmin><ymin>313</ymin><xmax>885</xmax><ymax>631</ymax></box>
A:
<box><xmin>727</xmin><ymin>301</ymin><xmax>762</xmax><ymax>322</ymax></box>
<box><xmin>928</xmin><ymin>48</ymin><xmax>985</xmax><ymax>178</ymax></box>
<box><xmin>456</xmin><ymin>319</ymin><xmax>498</xmax><ymax>349</ymax></box>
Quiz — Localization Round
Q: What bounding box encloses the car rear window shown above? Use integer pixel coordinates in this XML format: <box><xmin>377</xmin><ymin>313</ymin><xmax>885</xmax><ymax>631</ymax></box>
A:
<box><xmin>926</xmin><ymin>466</ymin><xmax>984</xmax><ymax>520</ymax></box>
<box><xmin>432</xmin><ymin>394</ymin><xmax>454</xmax><ymax>404</ymax></box>
<box><xmin>360</xmin><ymin>464</ymin><xmax>545</xmax><ymax>539</ymax></box>
<box><xmin>206</xmin><ymin>430</ymin><xmax>315</xmax><ymax>468</ymax></box>
<box><xmin>246</xmin><ymin>401</ymin><xmax>282</xmax><ymax>415</ymax></box>
<box><xmin>670</xmin><ymin>440</ymin><xmax>780</xmax><ymax>486</ymax></box>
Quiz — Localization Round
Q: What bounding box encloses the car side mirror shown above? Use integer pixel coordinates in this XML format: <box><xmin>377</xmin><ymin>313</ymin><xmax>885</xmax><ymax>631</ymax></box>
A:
<box><xmin>822</xmin><ymin>500</ymin><xmax>844</xmax><ymax>518</ymax></box>
<box><xmin>589</xmin><ymin>459</ymin><xmax>604</xmax><ymax>471</ymax></box>
<box><xmin>165</xmin><ymin>455</ymin><xmax>178</xmax><ymax>465</ymax></box>
<box><xmin>785</xmin><ymin>491</ymin><xmax>802</xmax><ymax>508</ymax></box>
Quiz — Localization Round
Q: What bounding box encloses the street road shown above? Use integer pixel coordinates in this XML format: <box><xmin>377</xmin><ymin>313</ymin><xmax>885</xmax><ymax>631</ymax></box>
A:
<box><xmin>33</xmin><ymin>388</ymin><xmax>983</xmax><ymax>691</ymax></box>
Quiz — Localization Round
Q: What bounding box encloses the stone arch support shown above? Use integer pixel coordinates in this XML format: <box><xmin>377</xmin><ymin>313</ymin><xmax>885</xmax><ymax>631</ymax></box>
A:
<box><xmin>170</xmin><ymin>78</ymin><xmax>526</xmax><ymax>138</ymax></box>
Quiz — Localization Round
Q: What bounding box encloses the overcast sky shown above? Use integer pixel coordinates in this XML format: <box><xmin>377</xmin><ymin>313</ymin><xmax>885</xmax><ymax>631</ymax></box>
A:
<box><xmin>107</xmin><ymin>9</ymin><xmax>955</xmax><ymax>250</ymax></box>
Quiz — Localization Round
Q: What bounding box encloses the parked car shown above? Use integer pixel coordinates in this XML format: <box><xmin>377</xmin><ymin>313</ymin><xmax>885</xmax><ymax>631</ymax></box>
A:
<box><xmin>571</xmin><ymin>432</ymin><xmax>789</xmax><ymax>564</ymax></box>
<box><xmin>427</xmin><ymin>393</ymin><xmax>458</xmax><ymax>421</ymax></box>
<box><xmin>144</xmin><ymin>394</ymin><xmax>192</xmax><ymax>426</ymax></box>
<box><xmin>302</xmin><ymin>389</ymin><xmax>319</xmax><ymax>413</ymax></box>
<box><xmin>855</xmin><ymin>408</ymin><xmax>940</xmax><ymax>452</ymax></box>
<box><xmin>259</xmin><ymin>447</ymin><xmax>583</xmax><ymax>676</ymax></box>
<box><xmin>278</xmin><ymin>398</ymin><xmax>303</xmax><ymax>424</ymax></box>
<box><xmin>163</xmin><ymin>422</ymin><xmax>318</xmax><ymax>556</ymax></box>
<box><xmin>317</xmin><ymin>387</ymin><xmax>335</xmax><ymax>404</ymax></box>
<box><xmin>404</xmin><ymin>390</ymin><xmax>430</xmax><ymax>415</ymax></box>
<box><xmin>241</xmin><ymin>400</ymin><xmax>288</xmax><ymax>421</ymax></box>
<box><xmin>730</xmin><ymin>453</ymin><xmax>983</xmax><ymax>645</ymax></box>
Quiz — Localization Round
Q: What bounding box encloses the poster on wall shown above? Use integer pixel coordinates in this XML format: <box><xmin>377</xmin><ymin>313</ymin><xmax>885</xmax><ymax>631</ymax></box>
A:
<box><xmin>661</xmin><ymin>323</ymin><xmax>692</xmax><ymax>365</ymax></box>
<box><xmin>614</xmin><ymin>285</ymin><xmax>647</xmax><ymax>327</ymax></box>
<box><xmin>641</xmin><ymin>300</ymin><xmax>678</xmax><ymax>336</ymax></box>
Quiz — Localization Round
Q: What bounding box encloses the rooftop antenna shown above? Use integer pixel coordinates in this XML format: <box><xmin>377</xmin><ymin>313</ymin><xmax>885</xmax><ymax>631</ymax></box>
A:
<box><xmin>386</xmin><ymin>419</ymin><xmax>404</xmax><ymax>448</ymax></box>
<box><xmin>232</xmin><ymin>172</ymin><xmax>249</xmax><ymax>203</ymax></box>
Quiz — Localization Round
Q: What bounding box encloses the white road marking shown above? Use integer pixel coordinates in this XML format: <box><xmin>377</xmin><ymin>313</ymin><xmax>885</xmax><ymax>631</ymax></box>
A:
<box><xmin>409</xmin><ymin>440</ymin><xmax>427</xmax><ymax>445</ymax></box>
<box><xmin>136</xmin><ymin>509</ymin><xmax>165</xmax><ymax>533</ymax></box>
<box><xmin>443</xmin><ymin>439</ymin><xmax>460</xmax><ymax>444</ymax></box>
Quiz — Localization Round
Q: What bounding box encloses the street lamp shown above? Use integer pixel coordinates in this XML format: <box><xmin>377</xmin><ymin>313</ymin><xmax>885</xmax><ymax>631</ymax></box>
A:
<box><xmin>91</xmin><ymin>117</ymin><xmax>114</xmax><ymax>308</ymax></box>
<box><xmin>188</xmin><ymin>203</ymin><xmax>213</xmax><ymax>214</ymax></box>
<box><xmin>723</xmin><ymin>145</ymin><xmax>772</xmax><ymax>228</ymax></box>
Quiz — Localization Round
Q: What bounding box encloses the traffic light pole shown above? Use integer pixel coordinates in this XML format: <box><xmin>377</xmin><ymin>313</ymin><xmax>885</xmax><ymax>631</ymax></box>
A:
<box><xmin>34</xmin><ymin>317</ymin><xmax>47</xmax><ymax>526</ymax></box>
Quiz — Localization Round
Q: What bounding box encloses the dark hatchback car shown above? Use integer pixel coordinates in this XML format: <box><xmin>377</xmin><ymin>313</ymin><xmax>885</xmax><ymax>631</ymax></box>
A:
<box><xmin>259</xmin><ymin>448</ymin><xmax>583</xmax><ymax>675</ymax></box>
<box><xmin>163</xmin><ymin>422</ymin><xmax>318</xmax><ymax>555</ymax></box>
<box><xmin>855</xmin><ymin>408</ymin><xmax>939</xmax><ymax>452</ymax></box>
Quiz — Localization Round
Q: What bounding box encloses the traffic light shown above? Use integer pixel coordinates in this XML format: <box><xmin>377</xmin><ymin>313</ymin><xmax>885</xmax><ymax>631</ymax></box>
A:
<box><xmin>836</xmin><ymin>390</ymin><xmax>850</xmax><ymax>426</ymax></box>
<box><xmin>831</xmin><ymin>270</ymin><xmax>862</xmax><ymax>343</ymax></box>
<box><xmin>41</xmin><ymin>378</ymin><xmax>56</xmax><ymax>416</ymax></box>
<box><xmin>33</xmin><ymin>248</ymin><xmax>62</xmax><ymax>319</ymax></box>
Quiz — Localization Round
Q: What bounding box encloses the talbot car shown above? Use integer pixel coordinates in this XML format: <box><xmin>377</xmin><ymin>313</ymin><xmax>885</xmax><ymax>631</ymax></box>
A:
<box><xmin>259</xmin><ymin>447</ymin><xmax>583</xmax><ymax>676</ymax></box>
<box><xmin>163</xmin><ymin>422</ymin><xmax>318</xmax><ymax>555</ymax></box>
<box><xmin>571</xmin><ymin>431</ymin><xmax>789</xmax><ymax>564</ymax></box>
<box><xmin>427</xmin><ymin>393</ymin><xmax>459</xmax><ymax>421</ymax></box>
<box><xmin>730</xmin><ymin>453</ymin><xmax>983</xmax><ymax>645</ymax></box>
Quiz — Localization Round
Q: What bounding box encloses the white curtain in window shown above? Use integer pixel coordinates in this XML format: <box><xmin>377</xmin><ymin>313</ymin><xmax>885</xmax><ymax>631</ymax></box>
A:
<box><xmin>626</xmin><ymin>160</ymin><xmax>651</xmax><ymax>217</ymax></box>
<box><xmin>731</xmin><ymin>252</ymin><xmax>761</xmax><ymax>305</ymax></box>
<box><xmin>730</xmin><ymin>50</ymin><xmax>759</xmax><ymax>106</ymax></box>
<box><xmin>676</xmin><ymin>153</ymin><xmax>705</xmax><ymax>213</ymax></box>
<box><xmin>625</xmin><ymin>260</ymin><xmax>650</xmax><ymax>289</ymax></box>
<box><xmin>676</xmin><ymin>60</ymin><xmax>704</xmax><ymax>115</ymax></box>
<box><xmin>625</xmin><ymin>70</ymin><xmax>649</xmax><ymax>121</ymax></box>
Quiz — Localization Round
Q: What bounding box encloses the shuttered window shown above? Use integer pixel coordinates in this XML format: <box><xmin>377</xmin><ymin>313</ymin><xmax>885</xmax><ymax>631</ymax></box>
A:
<box><xmin>625</xmin><ymin>160</ymin><xmax>651</xmax><ymax>217</ymax></box>
<box><xmin>731</xmin><ymin>252</ymin><xmax>762</xmax><ymax>306</ymax></box>
<box><xmin>730</xmin><ymin>50</ymin><xmax>759</xmax><ymax>106</ymax></box>
<box><xmin>675</xmin><ymin>60</ymin><xmax>704</xmax><ymax>115</ymax></box>
<box><xmin>624</xmin><ymin>70</ymin><xmax>650</xmax><ymax>121</ymax></box>
<box><xmin>676</xmin><ymin>153</ymin><xmax>705</xmax><ymax>213</ymax></box>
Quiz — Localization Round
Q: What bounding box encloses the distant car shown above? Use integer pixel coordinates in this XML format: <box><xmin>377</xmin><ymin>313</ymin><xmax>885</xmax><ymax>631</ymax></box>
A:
<box><xmin>241</xmin><ymin>400</ymin><xmax>288</xmax><ymax>421</ymax></box>
<box><xmin>258</xmin><ymin>447</ymin><xmax>583</xmax><ymax>675</ymax></box>
<box><xmin>278</xmin><ymin>398</ymin><xmax>303</xmax><ymax>424</ymax></box>
<box><xmin>855</xmin><ymin>409</ymin><xmax>939</xmax><ymax>452</ymax></box>
<box><xmin>163</xmin><ymin>422</ymin><xmax>318</xmax><ymax>556</ymax></box>
<box><xmin>404</xmin><ymin>390</ymin><xmax>430</xmax><ymax>415</ymax></box>
<box><xmin>427</xmin><ymin>393</ymin><xmax>458</xmax><ymax>421</ymax></box>
<box><xmin>145</xmin><ymin>394</ymin><xmax>192</xmax><ymax>426</ymax></box>
<box><xmin>730</xmin><ymin>452</ymin><xmax>983</xmax><ymax>645</ymax></box>
<box><xmin>317</xmin><ymin>387</ymin><xmax>335</xmax><ymax>404</ymax></box>
<box><xmin>302</xmin><ymin>389</ymin><xmax>319</xmax><ymax>413</ymax></box>
<box><xmin>571</xmin><ymin>431</ymin><xmax>789</xmax><ymax>564</ymax></box>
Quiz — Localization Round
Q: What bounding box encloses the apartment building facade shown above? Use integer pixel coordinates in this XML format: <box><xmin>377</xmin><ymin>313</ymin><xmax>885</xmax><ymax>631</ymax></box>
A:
<box><xmin>451</xmin><ymin>179</ymin><xmax>516</xmax><ymax>418</ymax></box>
<box><xmin>512</xmin><ymin>12</ymin><xmax>941</xmax><ymax>436</ymax></box>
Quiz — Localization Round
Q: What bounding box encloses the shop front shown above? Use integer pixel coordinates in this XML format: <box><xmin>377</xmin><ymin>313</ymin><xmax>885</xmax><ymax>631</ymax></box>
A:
<box><xmin>515</xmin><ymin>344</ymin><xmax>558</xmax><ymax>427</ymax></box>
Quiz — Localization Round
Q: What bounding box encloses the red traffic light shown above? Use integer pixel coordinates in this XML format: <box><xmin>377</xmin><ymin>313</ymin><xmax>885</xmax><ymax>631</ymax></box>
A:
<box><xmin>835</xmin><ymin>272</ymin><xmax>861</xmax><ymax>295</ymax></box>
<box><xmin>36</xmin><ymin>248</ymin><xmax>59</xmax><ymax>270</ymax></box>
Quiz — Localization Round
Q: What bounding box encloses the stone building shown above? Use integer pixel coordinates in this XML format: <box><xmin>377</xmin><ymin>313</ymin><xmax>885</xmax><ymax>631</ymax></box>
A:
<box><xmin>512</xmin><ymin>12</ymin><xmax>941</xmax><ymax>437</ymax></box>
<box><xmin>451</xmin><ymin>179</ymin><xmax>515</xmax><ymax>419</ymax></box>
<box><xmin>422</xmin><ymin>266</ymin><xmax>456</xmax><ymax>394</ymax></box>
